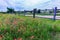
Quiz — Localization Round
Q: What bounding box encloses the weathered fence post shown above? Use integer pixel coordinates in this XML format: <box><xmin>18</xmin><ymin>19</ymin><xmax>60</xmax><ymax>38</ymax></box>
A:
<box><xmin>33</xmin><ymin>8</ymin><xmax>37</xmax><ymax>18</ymax></box>
<box><xmin>24</xmin><ymin>10</ymin><xmax>26</xmax><ymax>16</ymax></box>
<box><xmin>53</xmin><ymin>7</ymin><xmax>57</xmax><ymax>20</ymax></box>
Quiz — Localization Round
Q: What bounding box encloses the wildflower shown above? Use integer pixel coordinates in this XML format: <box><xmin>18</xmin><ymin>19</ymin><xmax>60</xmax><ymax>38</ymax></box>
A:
<box><xmin>30</xmin><ymin>36</ymin><xmax>35</xmax><ymax>39</ymax></box>
<box><xmin>12</xmin><ymin>20</ymin><xmax>17</xmax><ymax>25</ymax></box>
<box><xmin>0</xmin><ymin>35</ymin><xmax>3</xmax><ymax>40</ymax></box>
<box><xmin>18</xmin><ymin>38</ymin><xmax>22</xmax><ymax>40</ymax></box>
<box><xmin>18</xmin><ymin>29</ymin><xmax>21</xmax><ymax>32</ymax></box>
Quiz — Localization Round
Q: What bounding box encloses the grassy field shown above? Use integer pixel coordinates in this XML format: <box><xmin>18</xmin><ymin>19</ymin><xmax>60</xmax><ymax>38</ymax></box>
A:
<box><xmin>0</xmin><ymin>14</ymin><xmax>60</xmax><ymax>40</ymax></box>
<box><xmin>25</xmin><ymin>12</ymin><xmax>60</xmax><ymax>16</ymax></box>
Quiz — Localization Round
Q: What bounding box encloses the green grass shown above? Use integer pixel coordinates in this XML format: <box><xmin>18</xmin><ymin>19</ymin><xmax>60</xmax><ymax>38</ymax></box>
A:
<box><xmin>0</xmin><ymin>14</ymin><xmax>60</xmax><ymax>40</ymax></box>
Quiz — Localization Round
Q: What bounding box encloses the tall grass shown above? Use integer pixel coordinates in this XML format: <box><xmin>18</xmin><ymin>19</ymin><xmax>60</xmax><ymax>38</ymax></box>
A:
<box><xmin>0</xmin><ymin>14</ymin><xmax>60</xmax><ymax>40</ymax></box>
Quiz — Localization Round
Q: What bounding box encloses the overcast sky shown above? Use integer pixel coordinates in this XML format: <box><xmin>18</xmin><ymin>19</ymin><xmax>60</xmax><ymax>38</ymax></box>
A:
<box><xmin>0</xmin><ymin>0</ymin><xmax>60</xmax><ymax>11</ymax></box>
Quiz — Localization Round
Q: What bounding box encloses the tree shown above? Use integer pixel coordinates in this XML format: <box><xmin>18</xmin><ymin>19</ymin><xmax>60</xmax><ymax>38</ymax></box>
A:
<box><xmin>7</xmin><ymin>7</ymin><xmax>15</xmax><ymax>13</ymax></box>
<box><xmin>37</xmin><ymin>9</ymin><xmax>41</xmax><ymax>13</ymax></box>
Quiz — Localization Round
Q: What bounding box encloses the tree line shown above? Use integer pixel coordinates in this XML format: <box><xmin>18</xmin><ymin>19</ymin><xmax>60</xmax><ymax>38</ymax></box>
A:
<box><xmin>2</xmin><ymin>7</ymin><xmax>60</xmax><ymax>14</ymax></box>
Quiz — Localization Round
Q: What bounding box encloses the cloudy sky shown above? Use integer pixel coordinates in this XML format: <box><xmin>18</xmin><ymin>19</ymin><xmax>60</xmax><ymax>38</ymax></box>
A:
<box><xmin>0</xmin><ymin>0</ymin><xmax>60</xmax><ymax>11</ymax></box>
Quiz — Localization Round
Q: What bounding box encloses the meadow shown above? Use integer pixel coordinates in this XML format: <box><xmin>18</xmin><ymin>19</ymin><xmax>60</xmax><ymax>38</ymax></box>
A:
<box><xmin>0</xmin><ymin>14</ymin><xmax>60</xmax><ymax>40</ymax></box>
